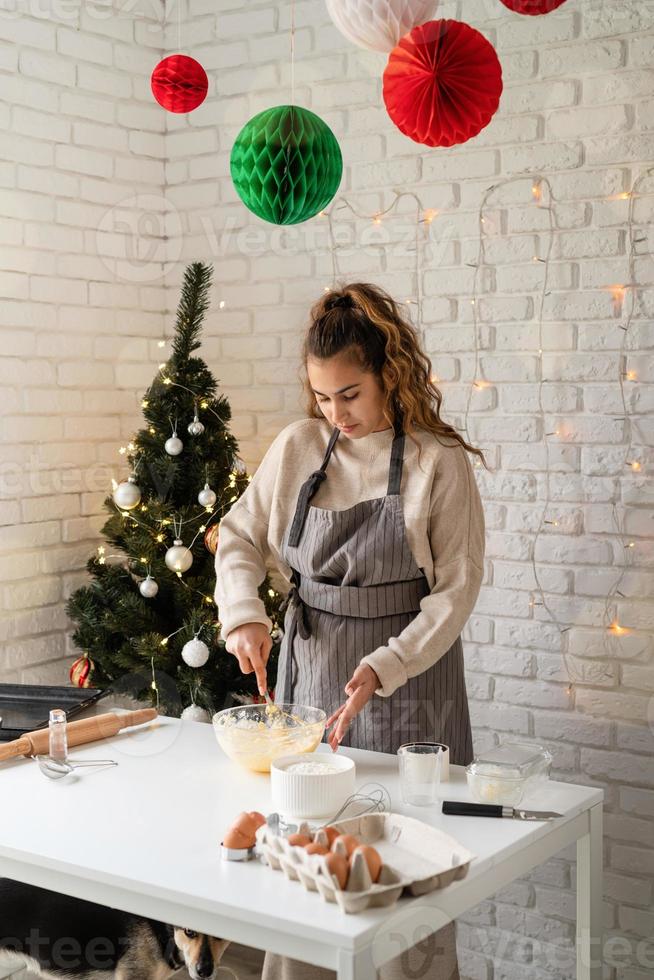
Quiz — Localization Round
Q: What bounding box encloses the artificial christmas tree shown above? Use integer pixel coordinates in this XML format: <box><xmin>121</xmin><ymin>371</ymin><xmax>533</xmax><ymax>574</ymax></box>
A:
<box><xmin>66</xmin><ymin>262</ymin><xmax>284</xmax><ymax>717</ymax></box>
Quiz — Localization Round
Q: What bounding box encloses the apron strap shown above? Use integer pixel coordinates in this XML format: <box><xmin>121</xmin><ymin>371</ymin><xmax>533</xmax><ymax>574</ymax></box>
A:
<box><xmin>387</xmin><ymin>412</ymin><xmax>405</xmax><ymax>496</ymax></box>
<box><xmin>287</xmin><ymin>425</ymin><xmax>340</xmax><ymax>548</ymax></box>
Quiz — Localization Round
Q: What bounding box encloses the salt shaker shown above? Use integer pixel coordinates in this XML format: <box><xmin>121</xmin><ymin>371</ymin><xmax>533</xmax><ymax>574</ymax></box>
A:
<box><xmin>48</xmin><ymin>709</ymin><xmax>68</xmax><ymax>763</ymax></box>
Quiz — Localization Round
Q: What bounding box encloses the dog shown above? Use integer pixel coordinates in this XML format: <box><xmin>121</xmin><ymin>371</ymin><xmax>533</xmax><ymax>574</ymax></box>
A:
<box><xmin>0</xmin><ymin>878</ymin><xmax>230</xmax><ymax>980</ymax></box>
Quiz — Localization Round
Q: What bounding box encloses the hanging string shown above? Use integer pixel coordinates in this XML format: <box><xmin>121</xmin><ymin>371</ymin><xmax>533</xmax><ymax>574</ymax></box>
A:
<box><xmin>290</xmin><ymin>0</ymin><xmax>296</xmax><ymax>106</ymax></box>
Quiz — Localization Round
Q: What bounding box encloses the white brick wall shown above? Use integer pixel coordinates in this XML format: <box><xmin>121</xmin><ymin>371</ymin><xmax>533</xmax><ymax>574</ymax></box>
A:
<box><xmin>1</xmin><ymin>2</ymin><xmax>653</xmax><ymax>979</ymax></box>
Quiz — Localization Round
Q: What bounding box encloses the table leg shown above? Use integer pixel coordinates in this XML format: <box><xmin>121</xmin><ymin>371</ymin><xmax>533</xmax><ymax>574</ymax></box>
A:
<box><xmin>337</xmin><ymin>948</ymin><xmax>376</xmax><ymax>980</ymax></box>
<box><xmin>576</xmin><ymin>802</ymin><xmax>603</xmax><ymax>980</ymax></box>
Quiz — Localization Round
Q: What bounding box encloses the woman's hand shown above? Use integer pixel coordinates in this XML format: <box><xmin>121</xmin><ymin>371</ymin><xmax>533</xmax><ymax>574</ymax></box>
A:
<box><xmin>325</xmin><ymin>663</ymin><xmax>380</xmax><ymax>751</ymax></box>
<box><xmin>225</xmin><ymin>623</ymin><xmax>272</xmax><ymax>696</ymax></box>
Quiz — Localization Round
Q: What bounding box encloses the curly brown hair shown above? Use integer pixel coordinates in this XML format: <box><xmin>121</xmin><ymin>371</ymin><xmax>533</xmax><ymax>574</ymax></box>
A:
<box><xmin>301</xmin><ymin>281</ymin><xmax>488</xmax><ymax>469</ymax></box>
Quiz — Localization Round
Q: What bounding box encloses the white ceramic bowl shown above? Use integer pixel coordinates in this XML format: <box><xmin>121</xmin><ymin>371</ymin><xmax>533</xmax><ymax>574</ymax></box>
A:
<box><xmin>271</xmin><ymin>752</ymin><xmax>356</xmax><ymax>819</ymax></box>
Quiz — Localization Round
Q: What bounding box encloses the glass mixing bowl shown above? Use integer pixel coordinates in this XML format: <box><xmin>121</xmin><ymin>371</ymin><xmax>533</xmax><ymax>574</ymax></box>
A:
<box><xmin>212</xmin><ymin>703</ymin><xmax>326</xmax><ymax>773</ymax></box>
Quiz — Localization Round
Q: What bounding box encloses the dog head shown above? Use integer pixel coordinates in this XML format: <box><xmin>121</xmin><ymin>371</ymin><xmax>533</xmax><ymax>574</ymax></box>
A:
<box><xmin>172</xmin><ymin>928</ymin><xmax>230</xmax><ymax>980</ymax></box>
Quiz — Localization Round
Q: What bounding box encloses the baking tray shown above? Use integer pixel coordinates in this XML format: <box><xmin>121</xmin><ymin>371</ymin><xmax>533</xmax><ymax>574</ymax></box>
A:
<box><xmin>0</xmin><ymin>684</ymin><xmax>111</xmax><ymax>742</ymax></box>
<box><xmin>256</xmin><ymin>811</ymin><xmax>475</xmax><ymax>914</ymax></box>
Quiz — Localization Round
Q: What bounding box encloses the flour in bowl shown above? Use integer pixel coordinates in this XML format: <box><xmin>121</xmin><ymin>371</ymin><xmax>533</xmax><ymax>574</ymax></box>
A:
<box><xmin>285</xmin><ymin>761</ymin><xmax>342</xmax><ymax>775</ymax></box>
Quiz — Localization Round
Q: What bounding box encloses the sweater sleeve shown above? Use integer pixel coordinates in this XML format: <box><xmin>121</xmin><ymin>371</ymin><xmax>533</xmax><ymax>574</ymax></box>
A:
<box><xmin>359</xmin><ymin>443</ymin><xmax>485</xmax><ymax>698</ymax></box>
<box><xmin>213</xmin><ymin>430</ymin><xmax>289</xmax><ymax>641</ymax></box>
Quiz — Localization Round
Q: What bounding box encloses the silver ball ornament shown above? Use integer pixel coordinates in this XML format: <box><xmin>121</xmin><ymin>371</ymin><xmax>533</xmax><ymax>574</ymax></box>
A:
<box><xmin>165</xmin><ymin>539</ymin><xmax>193</xmax><ymax>574</ymax></box>
<box><xmin>181</xmin><ymin>703</ymin><xmax>211</xmax><ymax>722</ymax></box>
<box><xmin>188</xmin><ymin>417</ymin><xmax>205</xmax><ymax>436</ymax></box>
<box><xmin>139</xmin><ymin>575</ymin><xmax>159</xmax><ymax>598</ymax></box>
<box><xmin>198</xmin><ymin>483</ymin><xmax>217</xmax><ymax>508</ymax></box>
<box><xmin>165</xmin><ymin>435</ymin><xmax>184</xmax><ymax>456</ymax></box>
<box><xmin>112</xmin><ymin>476</ymin><xmax>141</xmax><ymax>510</ymax></box>
<box><xmin>181</xmin><ymin>637</ymin><xmax>209</xmax><ymax>668</ymax></box>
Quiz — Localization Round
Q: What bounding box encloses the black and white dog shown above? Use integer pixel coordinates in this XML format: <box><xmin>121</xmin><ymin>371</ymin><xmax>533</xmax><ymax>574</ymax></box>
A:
<box><xmin>0</xmin><ymin>879</ymin><xmax>230</xmax><ymax>980</ymax></box>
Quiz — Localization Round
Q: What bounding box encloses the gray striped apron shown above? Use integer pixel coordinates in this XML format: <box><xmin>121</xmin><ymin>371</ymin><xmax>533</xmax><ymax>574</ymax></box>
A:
<box><xmin>274</xmin><ymin>418</ymin><xmax>473</xmax><ymax>765</ymax></box>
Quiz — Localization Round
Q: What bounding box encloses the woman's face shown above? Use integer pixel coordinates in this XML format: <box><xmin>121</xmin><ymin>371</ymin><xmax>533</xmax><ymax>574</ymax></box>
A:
<box><xmin>307</xmin><ymin>351</ymin><xmax>390</xmax><ymax>438</ymax></box>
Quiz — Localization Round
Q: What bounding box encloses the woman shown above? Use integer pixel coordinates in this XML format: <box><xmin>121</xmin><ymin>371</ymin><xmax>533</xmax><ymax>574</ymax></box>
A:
<box><xmin>214</xmin><ymin>282</ymin><xmax>487</xmax><ymax>980</ymax></box>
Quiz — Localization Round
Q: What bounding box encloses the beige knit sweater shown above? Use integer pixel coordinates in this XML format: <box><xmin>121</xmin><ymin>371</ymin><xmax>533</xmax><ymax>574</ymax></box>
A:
<box><xmin>214</xmin><ymin>418</ymin><xmax>485</xmax><ymax>698</ymax></box>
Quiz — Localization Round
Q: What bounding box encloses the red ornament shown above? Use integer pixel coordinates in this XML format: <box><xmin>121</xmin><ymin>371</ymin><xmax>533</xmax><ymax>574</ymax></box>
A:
<box><xmin>499</xmin><ymin>0</ymin><xmax>568</xmax><ymax>14</ymax></box>
<box><xmin>70</xmin><ymin>654</ymin><xmax>94</xmax><ymax>689</ymax></box>
<box><xmin>151</xmin><ymin>54</ymin><xmax>208</xmax><ymax>114</ymax></box>
<box><xmin>383</xmin><ymin>20</ymin><xmax>503</xmax><ymax>148</ymax></box>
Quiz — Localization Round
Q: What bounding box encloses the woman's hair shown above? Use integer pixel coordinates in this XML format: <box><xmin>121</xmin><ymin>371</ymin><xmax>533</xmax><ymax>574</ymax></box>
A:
<box><xmin>301</xmin><ymin>281</ymin><xmax>488</xmax><ymax>469</ymax></box>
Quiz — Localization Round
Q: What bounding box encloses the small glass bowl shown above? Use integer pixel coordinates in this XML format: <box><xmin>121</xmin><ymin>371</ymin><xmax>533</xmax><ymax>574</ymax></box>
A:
<box><xmin>212</xmin><ymin>703</ymin><xmax>326</xmax><ymax>773</ymax></box>
<box><xmin>466</xmin><ymin>742</ymin><xmax>552</xmax><ymax>807</ymax></box>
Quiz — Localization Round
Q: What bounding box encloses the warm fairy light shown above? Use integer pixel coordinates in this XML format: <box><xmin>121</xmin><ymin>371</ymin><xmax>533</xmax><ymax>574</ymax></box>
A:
<box><xmin>628</xmin><ymin>460</ymin><xmax>641</xmax><ymax>471</ymax></box>
<box><xmin>219</xmin><ymin>300</ymin><xmax>226</xmax><ymax>309</ymax></box>
<box><xmin>140</xmin><ymin>557</ymin><xmax>147</xmax><ymax>563</ymax></box>
<box><xmin>609</xmin><ymin>621</ymin><xmax>631</xmax><ymax>636</ymax></box>
<box><xmin>200</xmin><ymin>401</ymin><xmax>208</xmax><ymax>409</ymax></box>
<box><xmin>157</xmin><ymin>340</ymin><xmax>166</xmax><ymax>348</ymax></box>
<box><xmin>199</xmin><ymin>524</ymin><xmax>206</xmax><ymax>532</ymax></box>
<box><xmin>156</xmin><ymin>533</ymin><xmax>164</xmax><ymax>542</ymax></box>
<box><xmin>141</xmin><ymin>505</ymin><xmax>147</xmax><ymax>512</ymax></box>
<box><xmin>162</xmin><ymin>519</ymin><xmax>170</xmax><ymax>526</ymax></box>
<box><xmin>205</xmin><ymin>596</ymin><xmax>213</xmax><ymax>604</ymax></box>
<box><xmin>623</xmin><ymin>370</ymin><xmax>636</xmax><ymax>381</ymax></box>
<box><xmin>127</xmin><ymin>442</ymin><xmax>135</xmax><ymax>451</ymax></box>
<box><xmin>610</xmin><ymin>284</ymin><xmax>625</xmax><ymax>314</ymax></box>
<box><xmin>430</xmin><ymin>374</ymin><xmax>439</xmax><ymax>383</ymax></box>
<box><xmin>626</xmin><ymin>541</ymin><xmax>635</xmax><ymax>548</ymax></box>
<box><xmin>617</xmin><ymin>192</ymin><xmax>632</xmax><ymax>200</ymax></box>
<box><xmin>473</xmin><ymin>380</ymin><xmax>490</xmax><ymax>389</ymax></box>
<box><xmin>470</xmin><ymin>299</ymin><xmax>475</xmax><ymax>305</ymax></box>
<box><xmin>119</xmin><ymin>446</ymin><xmax>127</xmax><ymax>455</ymax></box>
<box><xmin>160</xmin><ymin>637</ymin><xmax>168</xmax><ymax>646</ymax></box>
<box><xmin>142</xmin><ymin>400</ymin><xmax>149</xmax><ymax>408</ymax></box>
<box><xmin>268</xmin><ymin>589</ymin><xmax>275</xmax><ymax>597</ymax></box>
<box><xmin>532</xmin><ymin>181</ymin><xmax>542</xmax><ymax>201</ymax></box>
<box><xmin>230</xmin><ymin>495</ymin><xmax>237</xmax><ymax>502</ymax></box>
<box><xmin>149</xmin><ymin>427</ymin><xmax>155</xmax><ymax>434</ymax></box>
<box><xmin>423</xmin><ymin>208</ymin><xmax>438</xmax><ymax>224</ymax></box>
<box><xmin>373</xmin><ymin>214</ymin><xmax>382</xmax><ymax>225</ymax></box>
<box><xmin>163</xmin><ymin>377</ymin><xmax>172</xmax><ymax>385</ymax></box>
<box><xmin>158</xmin><ymin>363</ymin><xmax>166</xmax><ymax>370</ymax></box>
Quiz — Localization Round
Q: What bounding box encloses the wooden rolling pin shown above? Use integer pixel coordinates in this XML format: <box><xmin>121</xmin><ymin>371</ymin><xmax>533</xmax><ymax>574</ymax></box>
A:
<box><xmin>0</xmin><ymin>708</ymin><xmax>158</xmax><ymax>763</ymax></box>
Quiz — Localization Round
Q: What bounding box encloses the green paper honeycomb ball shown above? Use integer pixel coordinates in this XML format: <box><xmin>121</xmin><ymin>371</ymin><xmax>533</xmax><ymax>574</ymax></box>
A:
<box><xmin>230</xmin><ymin>105</ymin><xmax>343</xmax><ymax>225</ymax></box>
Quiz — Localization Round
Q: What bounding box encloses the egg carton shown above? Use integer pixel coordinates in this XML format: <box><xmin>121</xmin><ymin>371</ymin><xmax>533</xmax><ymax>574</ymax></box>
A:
<box><xmin>255</xmin><ymin>811</ymin><xmax>475</xmax><ymax>914</ymax></box>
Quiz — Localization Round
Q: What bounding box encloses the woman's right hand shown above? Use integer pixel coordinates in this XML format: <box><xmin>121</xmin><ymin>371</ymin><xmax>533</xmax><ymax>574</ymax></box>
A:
<box><xmin>225</xmin><ymin>623</ymin><xmax>273</xmax><ymax>696</ymax></box>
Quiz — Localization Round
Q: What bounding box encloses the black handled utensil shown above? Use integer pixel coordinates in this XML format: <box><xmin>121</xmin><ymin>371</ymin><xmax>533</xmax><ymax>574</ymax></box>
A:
<box><xmin>442</xmin><ymin>801</ymin><xmax>562</xmax><ymax>821</ymax></box>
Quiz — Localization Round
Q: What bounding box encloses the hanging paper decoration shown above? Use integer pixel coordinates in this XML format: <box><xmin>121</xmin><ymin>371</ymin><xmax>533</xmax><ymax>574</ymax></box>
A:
<box><xmin>383</xmin><ymin>20</ymin><xmax>503</xmax><ymax>148</ymax></box>
<box><xmin>230</xmin><ymin>105</ymin><xmax>343</xmax><ymax>225</ymax></box>
<box><xmin>326</xmin><ymin>0</ymin><xmax>439</xmax><ymax>53</ymax></box>
<box><xmin>151</xmin><ymin>54</ymin><xmax>208</xmax><ymax>113</ymax></box>
<box><xmin>499</xmin><ymin>0</ymin><xmax>567</xmax><ymax>14</ymax></box>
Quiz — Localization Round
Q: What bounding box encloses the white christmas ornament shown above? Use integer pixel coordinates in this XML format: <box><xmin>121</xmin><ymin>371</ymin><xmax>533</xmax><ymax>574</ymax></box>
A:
<box><xmin>112</xmin><ymin>476</ymin><xmax>141</xmax><ymax>510</ymax></box>
<box><xmin>187</xmin><ymin>412</ymin><xmax>205</xmax><ymax>436</ymax></box>
<box><xmin>139</xmin><ymin>574</ymin><xmax>159</xmax><ymax>598</ymax></box>
<box><xmin>198</xmin><ymin>483</ymin><xmax>217</xmax><ymax>508</ymax></box>
<box><xmin>165</xmin><ymin>434</ymin><xmax>184</xmax><ymax>456</ymax></box>
<box><xmin>181</xmin><ymin>703</ymin><xmax>211</xmax><ymax>722</ymax></box>
<box><xmin>182</xmin><ymin>637</ymin><xmax>209</xmax><ymax>668</ymax></box>
<box><xmin>326</xmin><ymin>0</ymin><xmax>438</xmax><ymax>52</ymax></box>
<box><xmin>165</xmin><ymin>539</ymin><xmax>193</xmax><ymax>573</ymax></box>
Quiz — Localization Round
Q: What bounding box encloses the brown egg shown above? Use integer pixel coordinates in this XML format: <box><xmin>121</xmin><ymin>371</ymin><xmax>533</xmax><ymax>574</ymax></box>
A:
<box><xmin>324</xmin><ymin>852</ymin><xmax>348</xmax><ymax>890</ymax></box>
<box><xmin>305</xmin><ymin>842</ymin><xmax>329</xmax><ymax>856</ymax></box>
<box><xmin>248</xmin><ymin>811</ymin><xmax>266</xmax><ymax>831</ymax></box>
<box><xmin>223</xmin><ymin>826</ymin><xmax>254</xmax><ymax>850</ymax></box>
<box><xmin>233</xmin><ymin>811</ymin><xmax>259</xmax><ymax>836</ymax></box>
<box><xmin>351</xmin><ymin>845</ymin><xmax>382</xmax><ymax>883</ymax></box>
<box><xmin>287</xmin><ymin>833</ymin><xmax>313</xmax><ymax>847</ymax></box>
<box><xmin>323</xmin><ymin>826</ymin><xmax>340</xmax><ymax>847</ymax></box>
<box><xmin>331</xmin><ymin>833</ymin><xmax>360</xmax><ymax>857</ymax></box>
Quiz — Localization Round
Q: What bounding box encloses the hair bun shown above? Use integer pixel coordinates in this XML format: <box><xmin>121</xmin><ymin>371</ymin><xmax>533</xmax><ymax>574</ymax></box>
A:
<box><xmin>326</xmin><ymin>294</ymin><xmax>354</xmax><ymax>311</ymax></box>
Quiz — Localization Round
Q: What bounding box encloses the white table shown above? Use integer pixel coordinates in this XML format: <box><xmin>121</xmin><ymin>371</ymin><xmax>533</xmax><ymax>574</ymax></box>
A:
<box><xmin>0</xmin><ymin>715</ymin><xmax>603</xmax><ymax>980</ymax></box>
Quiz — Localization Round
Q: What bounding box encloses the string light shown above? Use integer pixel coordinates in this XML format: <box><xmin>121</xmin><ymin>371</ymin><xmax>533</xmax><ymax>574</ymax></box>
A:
<box><xmin>463</xmin><ymin>170</ymin><xmax>650</xmax><ymax>688</ymax></box>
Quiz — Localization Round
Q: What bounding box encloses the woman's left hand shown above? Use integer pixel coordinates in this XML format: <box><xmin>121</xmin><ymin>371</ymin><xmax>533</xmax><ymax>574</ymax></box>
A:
<box><xmin>325</xmin><ymin>663</ymin><xmax>380</xmax><ymax>751</ymax></box>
